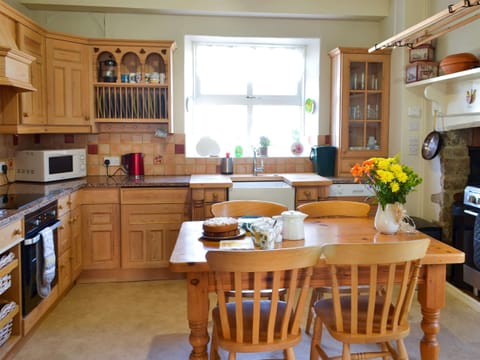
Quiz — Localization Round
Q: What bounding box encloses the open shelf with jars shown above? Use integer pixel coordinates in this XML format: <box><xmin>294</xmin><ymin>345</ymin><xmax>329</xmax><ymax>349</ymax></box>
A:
<box><xmin>91</xmin><ymin>40</ymin><xmax>176</xmax><ymax>130</ymax></box>
<box><xmin>329</xmin><ymin>47</ymin><xmax>391</xmax><ymax>176</ymax></box>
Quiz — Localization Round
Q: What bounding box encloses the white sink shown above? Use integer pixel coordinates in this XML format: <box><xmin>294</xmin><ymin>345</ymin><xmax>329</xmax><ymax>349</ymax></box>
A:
<box><xmin>229</xmin><ymin>181</ymin><xmax>295</xmax><ymax>209</ymax></box>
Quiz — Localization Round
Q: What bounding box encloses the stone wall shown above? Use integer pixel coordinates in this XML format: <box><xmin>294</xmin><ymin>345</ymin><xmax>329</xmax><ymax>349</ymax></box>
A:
<box><xmin>435</xmin><ymin>129</ymin><xmax>471</xmax><ymax>243</ymax></box>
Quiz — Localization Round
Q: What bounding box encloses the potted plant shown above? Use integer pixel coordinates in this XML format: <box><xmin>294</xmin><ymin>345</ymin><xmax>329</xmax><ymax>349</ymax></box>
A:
<box><xmin>258</xmin><ymin>136</ymin><xmax>270</xmax><ymax>156</ymax></box>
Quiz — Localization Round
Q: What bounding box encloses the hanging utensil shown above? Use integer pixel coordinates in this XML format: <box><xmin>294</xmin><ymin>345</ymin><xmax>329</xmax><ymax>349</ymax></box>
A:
<box><xmin>422</xmin><ymin>110</ymin><xmax>442</xmax><ymax>160</ymax></box>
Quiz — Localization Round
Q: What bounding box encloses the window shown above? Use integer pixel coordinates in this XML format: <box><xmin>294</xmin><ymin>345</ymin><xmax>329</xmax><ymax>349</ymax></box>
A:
<box><xmin>185</xmin><ymin>35</ymin><xmax>320</xmax><ymax>158</ymax></box>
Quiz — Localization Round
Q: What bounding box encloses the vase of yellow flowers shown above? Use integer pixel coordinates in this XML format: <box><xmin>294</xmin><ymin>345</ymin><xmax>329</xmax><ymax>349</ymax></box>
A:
<box><xmin>351</xmin><ymin>154</ymin><xmax>422</xmax><ymax>234</ymax></box>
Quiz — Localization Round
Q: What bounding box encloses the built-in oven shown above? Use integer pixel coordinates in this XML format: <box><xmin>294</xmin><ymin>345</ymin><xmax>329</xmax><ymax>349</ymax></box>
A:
<box><xmin>452</xmin><ymin>185</ymin><xmax>480</xmax><ymax>297</ymax></box>
<box><xmin>21</xmin><ymin>201</ymin><xmax>61</xmax><ymax>316</ymax></box>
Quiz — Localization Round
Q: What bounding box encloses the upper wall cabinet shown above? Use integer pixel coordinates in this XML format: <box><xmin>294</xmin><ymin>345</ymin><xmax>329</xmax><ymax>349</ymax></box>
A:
<box><xmin>329</xmin><ymin>47</ymin><xmax>391</xmax><ymax>177</ymax></box>
<box><xmin>17</xmin><ymin>24</ymin><xmax>47</xmax><ymax>126</ymax></box>
<box><xmin>90</xmin><ymin>40</ymin><xmax>176</xmax><ymax>133</ymax></box>
<box><xmin>45</xmin><ymin>35</ymin><xmax>91</xmax><ymax>132</ymax></box>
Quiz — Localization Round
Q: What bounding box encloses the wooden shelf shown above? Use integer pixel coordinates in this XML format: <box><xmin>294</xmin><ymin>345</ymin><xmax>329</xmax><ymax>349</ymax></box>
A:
<box><xmin>369</xmin><ymin>1</ymin><xmax>480</xmax><ymax>52</ymax></box>
<box><xmin>406</xmin><ymin>67</ymin><xmax>480</xmax><ymax>89</ymax></box>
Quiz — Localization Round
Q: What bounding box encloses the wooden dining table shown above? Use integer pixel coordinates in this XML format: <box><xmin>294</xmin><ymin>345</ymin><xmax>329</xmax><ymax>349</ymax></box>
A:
<box><xmin>169</xmin><ymin>218</ymin><xmax>465</xmax><ymax>360</ymax></box>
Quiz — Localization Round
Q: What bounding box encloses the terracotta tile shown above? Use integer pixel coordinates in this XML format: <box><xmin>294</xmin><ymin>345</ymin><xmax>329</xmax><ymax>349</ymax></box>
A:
<box><xmin>87</xmin><ymin>144</ymin><xmax>98</xmax><ymax>154</ymax></box>
<box><xmin>175</xmin><ymin>144</ymin><xmax>185</xmax><ymax>155</ymax></box>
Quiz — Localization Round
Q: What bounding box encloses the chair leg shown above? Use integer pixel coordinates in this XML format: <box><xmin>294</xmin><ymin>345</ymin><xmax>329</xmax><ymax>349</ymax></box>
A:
<box><xmin>381</xmin><ymin>342</ymin><xmax>389</xmax><ymax>360</ymax></box>
<box><xmin>396</xmin><ymin>339</ymin><xmax>408</xmax><ymax>360</ymax></box>
<box><xmin>284</xmin><ymin>347</ymin><xmax>295</xmax><ymax>360</ymax></box>
<box><xmin>228</xmin><ymin>352</ymin><xmax>236</xmax><ymax>360</ymax></box>
<box><xmin>210</xmin><ymin>326</ymin><xmax>220</xmax><ymax>360</ymax></box>
<box><xmin>306</xmin><ymin>288</ymin><xmax>322</xmax><ymax>335</ymax></box>
<box><xmin>310</xmin><ymin>313</ymin><xmax>324</xmax><ymax>360</ymax></box>
<box><xmin>341</xmin><ymin>343</ymin><xmax>351</xmax><ymax>360</ymax></box>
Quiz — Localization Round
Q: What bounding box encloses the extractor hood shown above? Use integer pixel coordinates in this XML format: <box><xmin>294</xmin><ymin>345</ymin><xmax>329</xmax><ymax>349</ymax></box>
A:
<box><xmin>0</xmin><ymin>25</ymin><xmax>35</xmax><ymax>92</ymax></box>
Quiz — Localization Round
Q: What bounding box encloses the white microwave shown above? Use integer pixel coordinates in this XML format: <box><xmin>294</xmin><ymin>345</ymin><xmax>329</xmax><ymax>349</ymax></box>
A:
<box><xmin>15</xmin><ymin>149</ymin><xmax>87</xmax><ymax>182</ymax></box>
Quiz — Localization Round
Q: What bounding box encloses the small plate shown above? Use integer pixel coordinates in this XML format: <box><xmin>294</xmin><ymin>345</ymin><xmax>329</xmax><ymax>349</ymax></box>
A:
<box><xmin>201</xmin><ymin>228</ymin><xmax>246</xmax><ymax>241</ymax></box>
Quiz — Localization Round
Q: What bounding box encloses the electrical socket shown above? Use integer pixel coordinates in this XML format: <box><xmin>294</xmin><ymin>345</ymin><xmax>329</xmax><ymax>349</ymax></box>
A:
<box><xmin>103</xmin><ymin>156</ymin><xmax>120</xmax><ymax>166</ymax></box>
<box><xmin>0</xmin><ymin>162</ymin><xmax>6</xmax><ymax>174</ymax></box>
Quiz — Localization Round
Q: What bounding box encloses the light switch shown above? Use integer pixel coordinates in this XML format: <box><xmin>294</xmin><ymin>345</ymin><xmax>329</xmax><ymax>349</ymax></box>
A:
<box><xmin>409</xmin><ymin>119</ymin><xmax>419</xmax><ymax>131</ymax></box>
<box><xmin>407</xmin><ymin>105</ymin><xmax>421</xmax><ymax>117</ymax></box>
<box><xmin>408</xmin><ymin>135</ymin><xmax>419</xmax><ymax>155</ymax></box>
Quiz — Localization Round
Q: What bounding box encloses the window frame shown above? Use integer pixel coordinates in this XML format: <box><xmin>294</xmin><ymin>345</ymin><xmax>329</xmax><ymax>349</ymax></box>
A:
<box><xmin>184</xmin><ymin>35</ymin><xmax>320</xmax><ymax>158</ymax></box>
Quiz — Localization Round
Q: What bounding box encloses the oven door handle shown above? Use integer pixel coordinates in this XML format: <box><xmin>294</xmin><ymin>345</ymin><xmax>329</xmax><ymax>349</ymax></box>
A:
<box><xmin>464</xmin><ymin>209</ymin><xmax>479</xmax><ymax>217</ymax></box>
<box><xmin>23</xmin><ymin>219</ymin><xmax>62</xmax><ymax>246</ymax></box>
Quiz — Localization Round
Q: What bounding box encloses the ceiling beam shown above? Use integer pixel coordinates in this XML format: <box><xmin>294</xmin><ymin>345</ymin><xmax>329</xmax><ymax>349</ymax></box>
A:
<box><xmin>20</xmin><ymin>0</ymin><xmax>389</xmax><ymax>20</ymax></box>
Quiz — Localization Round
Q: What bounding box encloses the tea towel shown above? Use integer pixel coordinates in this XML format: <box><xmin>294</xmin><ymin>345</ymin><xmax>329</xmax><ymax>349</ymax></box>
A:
<box><xmin>37</xmin><ymin>226</ymin><xmax>56</xmax><ymax>298</ymax></box>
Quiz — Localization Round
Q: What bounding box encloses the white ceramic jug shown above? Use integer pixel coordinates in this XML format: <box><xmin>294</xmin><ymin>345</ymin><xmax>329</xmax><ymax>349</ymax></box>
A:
<box><xmin>281</xmin><ymin>210</ymin><xmax>307</xmax><ymax>240</ymax></box>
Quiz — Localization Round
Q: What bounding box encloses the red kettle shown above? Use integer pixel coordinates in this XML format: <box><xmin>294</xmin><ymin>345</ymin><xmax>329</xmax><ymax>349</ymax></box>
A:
<box><xmin>122</xmin><ymin>153</ymin><xmax>144</xmax><ymax>178</ymax></box>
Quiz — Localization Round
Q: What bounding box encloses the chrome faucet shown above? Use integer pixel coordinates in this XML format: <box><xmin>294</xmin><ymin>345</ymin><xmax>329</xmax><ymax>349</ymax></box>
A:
<box><xmin>253</xmin><ymin>148</ymin><xmax>264</xmax><ymax>176</ymax></box>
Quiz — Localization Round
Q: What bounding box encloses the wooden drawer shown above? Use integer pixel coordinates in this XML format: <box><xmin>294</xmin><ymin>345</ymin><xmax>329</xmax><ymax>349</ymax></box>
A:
<box><xmin>0</xmin><ymin>219</ymin><xmax>23</xmax><ymax>254</ymax></box>
<box><xmin>57</xmin><ymin>212</ymin><xmax>71</xmax><ymax>255</ymax></box>
<box><xmin>204</xmin><ymin>189</ymin><xmax>226</xmax><ymax>203</ymax></box>
<box><xmin>57</xmin><ymin>195</ymin><xmax>71</xmax><ymax>217</ymax></box>
<box><xmin>69</xmin><ymin>190</ymin><xmax>82</xmax><ymax>208</ymax></box>
<box><xmin>82</xmin><ymin>188</ymin><xmax>119</xmax><ymax>204</ymax></box>
<box><xmin>296</xmin><ymin>187</ymin><xmax>319</xmax><ymax>202</ymax></box>
<box><xmin>121</xmin><ymin>188</ymin><xmax>190</xmax><ymax>204</ymax></box>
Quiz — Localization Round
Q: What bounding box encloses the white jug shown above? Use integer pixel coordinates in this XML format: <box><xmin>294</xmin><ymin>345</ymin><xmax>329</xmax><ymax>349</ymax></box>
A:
<box><xmin>281</xmin><ymin>210</ymin><xmax>307</xmax><ymax>240</ymax></box>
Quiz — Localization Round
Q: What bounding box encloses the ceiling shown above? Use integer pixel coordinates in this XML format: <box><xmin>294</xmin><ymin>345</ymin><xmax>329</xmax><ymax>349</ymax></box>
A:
<box><xmin>20</xmin><ymin>0</ymin><xmax>390</xmax><ymax>20</ymax></box>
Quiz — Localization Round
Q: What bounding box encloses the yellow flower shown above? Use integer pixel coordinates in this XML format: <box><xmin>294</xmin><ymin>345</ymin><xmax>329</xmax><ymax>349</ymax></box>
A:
<box><xmin>350</xmin><ymin>154</ymin><xmax>422</xmax><ymax>209</ymax></box>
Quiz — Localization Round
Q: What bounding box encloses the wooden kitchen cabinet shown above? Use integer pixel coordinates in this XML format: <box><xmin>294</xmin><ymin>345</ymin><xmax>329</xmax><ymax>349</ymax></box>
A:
<box><xmin>81</xmin><ymin>189</ymin><xmax>120</xmax><ymax>270</ymax></box>
<box><xmin>17</xmin><ymin>23</ymin><xmax>47</xmax><ymax>127</ymax></box>
<box><xmin>329</xmin><ymin>47</ymin><xmax>391</xmax><ymax>176</ymax></box>
<box><xmin>90</xmin><ymin>39</ymin><xmax>176</xmax><ymax>133</ymax></box>
<box><xmin>191</xmin><ymin>188</ymin><xmax>227</xmax><ymax>220</ymax></box>
<box><xmin>120</xmin><ymin>188</ymin><xmax>190</xmax><ymax>269</ymax></box>
<box><xmin>45</xmin><ymin>35</ymin><xmax>91</xmax><ymax>132</ymax></box>
<box><xmin>56</xmin><ymin>191</ymin><xmax>82</xmax><ymax>293</ymax></box>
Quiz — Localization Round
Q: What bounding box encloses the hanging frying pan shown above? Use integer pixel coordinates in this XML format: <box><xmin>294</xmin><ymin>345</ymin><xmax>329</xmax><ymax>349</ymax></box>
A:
<box><xmin>422</xmin><ymin>111</ymin><xmax>442</xmax><ymax>160</ymax></box>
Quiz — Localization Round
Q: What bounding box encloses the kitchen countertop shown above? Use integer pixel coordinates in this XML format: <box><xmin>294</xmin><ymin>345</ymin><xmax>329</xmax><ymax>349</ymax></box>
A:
<box><xmin>0</xmin><ymin>173</ymin><xmax>348</xmax><ymax>228</ymax></box>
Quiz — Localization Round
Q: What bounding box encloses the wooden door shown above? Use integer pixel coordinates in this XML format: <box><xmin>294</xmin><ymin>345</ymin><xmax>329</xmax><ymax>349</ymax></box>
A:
<box><xmin>121</xmin><ymin>204</ymin><xmax>184</xmax><ymax>269</ymax></box>
<box><xmin>17</xmin><ymin>24</ymin><xmax>47</xmax><ymax>125</ymax></box>
<box><xmin>82</xmin><ymin>204</ymin><xmax>120</xmax><ymax>270</ymax></box>
<box><xmin>46</xmin><ymin>37</ymin><xmax>90</xmax><ymax>126</ymax></box>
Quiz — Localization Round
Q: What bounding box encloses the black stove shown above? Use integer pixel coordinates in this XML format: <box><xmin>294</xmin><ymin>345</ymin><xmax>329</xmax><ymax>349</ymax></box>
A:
<box><xmin>0</xmin><ymin>193</ymin><xmax>45</xmax><ymax>210</ymax></box>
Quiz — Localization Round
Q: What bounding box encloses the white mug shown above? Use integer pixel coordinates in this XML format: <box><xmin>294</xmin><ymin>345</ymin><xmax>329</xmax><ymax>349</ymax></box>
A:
<box><xmin>159</xmin><ymin>73</ymin><xmax>166</xmax><ymax>84</ymax></box>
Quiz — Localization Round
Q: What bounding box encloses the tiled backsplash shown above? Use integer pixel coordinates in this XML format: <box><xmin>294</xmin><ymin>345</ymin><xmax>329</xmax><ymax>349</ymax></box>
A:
<box><xmin>0</xmin><ymin>132</ymin><xmax>315</xmax><ymax>178</ymax></box>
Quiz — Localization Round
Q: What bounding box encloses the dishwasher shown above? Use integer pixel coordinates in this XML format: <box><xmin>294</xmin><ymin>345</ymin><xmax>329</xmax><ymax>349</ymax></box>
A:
<box><xmin>328</xmin><ymin>183</ymin><xmax>376</xmax><ymax>216</ymax></box>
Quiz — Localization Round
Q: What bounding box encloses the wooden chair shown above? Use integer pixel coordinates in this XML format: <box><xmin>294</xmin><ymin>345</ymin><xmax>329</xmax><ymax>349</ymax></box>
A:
<box><xmin>211</xmin><ymin>199</ymin><xmax>288</xmax><ymax>218</ymax></box>
<box><xmin>211</xmin><ymin>199</ymin><xmax>290</xmax><ymax>301</ymax></box>
<box><xmin>297</xmin><ymin>200</ymin><xmax>371</xmax><ymax>219</ymax></box>
<box><xmin>310</xmin><ymin>239</ymin><xmax>430</xmax><ymax>360</ymax></box>
<box><xmin>298</xmin><ymin>201</ymin><xmax>371</xmax><ymax>335</ymax></box>
<box><xmin>206</xmin><ymin>246</ymin><xmax>322</xmax><ymax>360</ymax></box>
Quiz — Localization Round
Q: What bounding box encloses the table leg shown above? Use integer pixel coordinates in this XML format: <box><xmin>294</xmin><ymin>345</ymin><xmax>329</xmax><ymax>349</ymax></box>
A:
<box><xmin>417</xmin><ymin>264</ymin><xmax>446</xmax><ymax>360</ymax></box>
<box><xmin>187</xmin><ymin>272</ymin><xmax>210</xmax><ymax>360</ymax></box>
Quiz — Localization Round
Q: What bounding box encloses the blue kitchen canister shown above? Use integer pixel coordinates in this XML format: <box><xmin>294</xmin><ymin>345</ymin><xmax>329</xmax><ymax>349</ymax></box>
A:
<box><xmin>309</xmin><ymin>145</ymin><xmax>336</xmax><ymax>177</ymax></box>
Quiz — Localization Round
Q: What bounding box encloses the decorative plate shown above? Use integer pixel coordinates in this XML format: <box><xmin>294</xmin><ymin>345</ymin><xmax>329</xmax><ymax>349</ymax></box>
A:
<box><xmin>291</xmin><ymin>141</ymin><xmax>304</xmax><ymax>155</ymax></box>
<box><xmin>305</xmin><ymin>98</ymin><xmax>315</xmax><ymax>113</ymax></box>
<box><xmin>201</xmin><ymin>228</ymin><xmax>246</xmax><ymax>241</ymax></box>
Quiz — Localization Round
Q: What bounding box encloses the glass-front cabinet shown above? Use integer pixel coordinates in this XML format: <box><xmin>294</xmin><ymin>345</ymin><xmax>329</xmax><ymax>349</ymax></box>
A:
<box><xmin>329</xmin><ymin>47</ymin><xmax>391</xmax><ymax>176</ymax></box>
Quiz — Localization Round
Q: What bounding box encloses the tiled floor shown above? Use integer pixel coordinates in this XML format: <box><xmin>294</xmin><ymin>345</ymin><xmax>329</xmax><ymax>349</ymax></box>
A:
<box><xmin>12</xmin><ymin>280</ymin><xmax>480</xmax><ymax>360</ymax></box>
